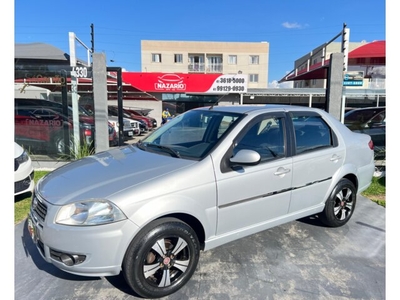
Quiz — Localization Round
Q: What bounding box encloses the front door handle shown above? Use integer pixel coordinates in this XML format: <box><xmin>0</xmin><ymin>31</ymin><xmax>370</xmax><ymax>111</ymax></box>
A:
<box><xmin>274</xmin><ymin>167</ymin><xmax>291</xmax><ymax>177</ymax></box>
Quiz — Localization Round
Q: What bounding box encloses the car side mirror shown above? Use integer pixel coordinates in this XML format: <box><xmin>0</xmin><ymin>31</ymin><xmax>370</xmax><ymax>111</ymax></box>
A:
<box><xmin>230</xmin><ymin>149</ymin><xmax>261</xmax><ymax>166</ymax></box>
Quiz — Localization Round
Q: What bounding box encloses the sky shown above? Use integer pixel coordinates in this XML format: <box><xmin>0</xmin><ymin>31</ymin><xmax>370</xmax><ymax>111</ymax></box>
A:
<box><xmin>14</xmin><ymin>0</ymin><xmax>387</xmax><ymax>88</ymax></box>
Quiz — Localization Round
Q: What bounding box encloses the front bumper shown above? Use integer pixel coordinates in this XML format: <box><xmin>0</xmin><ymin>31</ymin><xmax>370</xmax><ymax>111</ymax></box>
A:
<box><xmin>28</xmin><ymin>195</ymin><xmax>140</xmax><ymax>277</ymax></box>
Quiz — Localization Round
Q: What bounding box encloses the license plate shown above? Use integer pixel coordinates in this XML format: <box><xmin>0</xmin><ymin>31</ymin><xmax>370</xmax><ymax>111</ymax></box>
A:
<box><xmin>128</xmin><ymin>131</ymin><xmax>133</xmax><ymax>136</ymax></box>
<box><xmin>27</xmin><ymin>216</ymin><xmax>38</xmax><ymax>243</ymax></box>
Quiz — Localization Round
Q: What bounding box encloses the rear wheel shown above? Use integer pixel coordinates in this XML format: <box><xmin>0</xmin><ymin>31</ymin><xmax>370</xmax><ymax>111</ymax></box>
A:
<box><xmin>122</xmin><ymin>218</ymin><xmax>200</xmax><ymax>298</ymax></box>
<box><xmin>319</xmin><ymin>178</ymin><xmax>356</xmax><ymax>227</ymax></box>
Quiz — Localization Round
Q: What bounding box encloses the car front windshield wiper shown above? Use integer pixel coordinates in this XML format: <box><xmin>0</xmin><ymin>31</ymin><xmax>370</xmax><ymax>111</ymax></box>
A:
<box><xmin>263</xmin><ymin>145</ymin><xmax>278</xmax><ymax>158</ymax></box>
<box><xmin>139</xmin><ymin>142</ymin><xmax>181</xmax><ymax>158</ymax></box>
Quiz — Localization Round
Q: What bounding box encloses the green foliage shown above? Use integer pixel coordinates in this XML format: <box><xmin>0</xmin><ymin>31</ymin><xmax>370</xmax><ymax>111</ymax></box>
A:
<box><xmin>59</xmin><ymin>138</ymin><xmax>95</xmax><ymax>160</ymax></box>
<box><xmin>362</xmin><ymin>176</ymin><xmax>386</xmax><ymax>207</ymax></box>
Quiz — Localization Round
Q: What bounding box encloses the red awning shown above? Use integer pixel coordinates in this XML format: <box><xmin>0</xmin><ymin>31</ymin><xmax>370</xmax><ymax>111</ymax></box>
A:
<box><xmin>279</xmin><ymin>40</ymin><xmax>386</xmax><ymax>82</ymax></box>
<box><xmin>348</xmin><ymin>40</ymin><xmax>385</xmax><ymax>59</ymax></box>
<box><xmin>14</xmin><ymin>77</ymin><xmax>158</xmax><ymax>101</ymax></box>
<box><xmin>279</xmin><ymin>61</ymin><xmax>330</xmax><ymax>82</ymax></box>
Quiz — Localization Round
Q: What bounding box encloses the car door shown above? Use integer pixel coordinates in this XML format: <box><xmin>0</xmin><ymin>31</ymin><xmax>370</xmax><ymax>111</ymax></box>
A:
<box><xmin>214</xmin><ymin>112</ymin><xmax>293</xmax><ymax>235</ymax></box>
<box><xmin>289</xmin><ymin>111</ymin><xmax>345</xmax><ymax>213</ymax></box>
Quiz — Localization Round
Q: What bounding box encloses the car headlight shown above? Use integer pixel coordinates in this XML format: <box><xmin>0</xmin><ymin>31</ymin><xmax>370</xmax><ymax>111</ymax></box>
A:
<box><xmin>56</xmin><ymin>200</ymin><xmax>127</xmax><ymax>226</ymax></box>
<box><xmin>16</xmin><ymin>150</ymin><xmax>29</xmax><ymax>165</ymax></box>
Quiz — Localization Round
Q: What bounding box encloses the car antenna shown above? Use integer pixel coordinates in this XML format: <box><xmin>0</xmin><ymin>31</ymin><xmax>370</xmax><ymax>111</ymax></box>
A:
<box><xmin>209</xmin><ymin>93</ymin><xmax>228</xmax><ymax>110</ymax></box>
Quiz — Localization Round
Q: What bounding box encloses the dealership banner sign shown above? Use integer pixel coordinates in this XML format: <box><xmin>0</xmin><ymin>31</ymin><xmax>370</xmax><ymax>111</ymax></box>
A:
<box><xmin>122</xmin><ymin>72</ymin><xmax>248</xmax><ymax>94</ymax></box>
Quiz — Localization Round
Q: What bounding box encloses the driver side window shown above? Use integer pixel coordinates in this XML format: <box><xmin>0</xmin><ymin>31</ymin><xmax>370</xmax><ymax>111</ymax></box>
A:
<box><xmin>234</xmin><ymin>116</ymin><xmax>285</xmax><ymax>162</ymax></box>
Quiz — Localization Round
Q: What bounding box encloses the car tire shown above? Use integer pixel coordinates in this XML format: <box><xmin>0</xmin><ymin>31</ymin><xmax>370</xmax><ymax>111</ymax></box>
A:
<box><xmin>53</xmin><ymin>134</ymin><xmax>73</xmax><ymax>155</ymax></box>
<box><xmin>122</xmin><ymin>218</ymin><xmax>200</xmax><ymax>298</ymax></box>
<box><xmin>319</xmin><ymin>178</ymin><xmax>356</xmax><ymax>227</ymax></box>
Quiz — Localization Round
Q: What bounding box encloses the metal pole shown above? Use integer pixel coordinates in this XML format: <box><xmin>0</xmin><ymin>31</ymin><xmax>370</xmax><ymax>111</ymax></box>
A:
<box><xmin>68</xmin><ymin>32</ymin><xmax>80</xmax><ymax>157</ymax></box>
<box><xmin>117</xmin><ymin>68</ymin><xmax>124</xmax><ymax>146</ymax></box>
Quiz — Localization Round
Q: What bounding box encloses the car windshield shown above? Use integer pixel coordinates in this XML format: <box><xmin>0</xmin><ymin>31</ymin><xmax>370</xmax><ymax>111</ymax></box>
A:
<box><xmin>138</xmin><ymin>109</ymin><xmax>242</xmax><ymax>159</ymax></box>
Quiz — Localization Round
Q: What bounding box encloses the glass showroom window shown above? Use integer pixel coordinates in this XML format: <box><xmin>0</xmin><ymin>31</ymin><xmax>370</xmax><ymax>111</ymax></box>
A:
<box><xmin>249</xmin><ymin>74</ymin><xmax>259</xmax><ymax>83</ymax></box>
<box><xmin>228</xmin><ymin>55</ymin><xmax>237</xmax><ymax>65</ymax></box>
<box><xmin>249</xmin><ymin>55</ymin><xmax>259</xmax><ymax>65</ymax></box>
<box><xmin>152</xmin><ymin>54</ymin><xmax>162</xmax><ymax>63</ymax></box>
<box><xmin>174</xmin><ymin>54</ymin><xmax>183</xmax><ymax>63</ymax></box>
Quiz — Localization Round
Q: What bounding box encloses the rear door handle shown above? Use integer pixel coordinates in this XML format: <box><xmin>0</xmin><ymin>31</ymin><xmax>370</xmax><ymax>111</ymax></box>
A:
<box><xmin>330</xmin><ymin>154</ymin><xmax>342</xmax><ymax>162</ymax></box>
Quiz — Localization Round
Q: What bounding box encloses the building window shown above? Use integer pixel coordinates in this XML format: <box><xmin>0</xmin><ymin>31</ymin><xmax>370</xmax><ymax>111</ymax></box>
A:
<box><xmin>208</xmin><ymin>56</ymin><xmax>223</xmax><ymax>72</ymax></box>
<box><xmin>249</xmin><ymin>74</ymin><xmax>259</xmax><ymax>83</ymax></box>
<box><xmin>249</xmin><ymin>55</ymin><xmax>259</xmax><ymax>65</ymax></box>
<box><xmin>152</xmin><ymin>53</ymin><xmax>162</xmax><ymax>63</ymax></box>
<box><xmin>228</xmin><ymin>55</ymin><xmax>237</xmax><ymax>65</ymax></box>
<box><xmin>174</xmin><ymin>54</ymin><xmax>183</xmax><ymax>63</ymax></box>
<box><xmin>188</xmin><ymin>55</ymin><xmax>205</xmax><ymax>72</ymax></box>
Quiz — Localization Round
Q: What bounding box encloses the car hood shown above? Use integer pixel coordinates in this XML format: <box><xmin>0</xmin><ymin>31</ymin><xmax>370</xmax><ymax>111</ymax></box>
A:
<box><xmin>37</xmin><ymin>145</ymin><xmax>197</xmax><ymax>205</ymax></box>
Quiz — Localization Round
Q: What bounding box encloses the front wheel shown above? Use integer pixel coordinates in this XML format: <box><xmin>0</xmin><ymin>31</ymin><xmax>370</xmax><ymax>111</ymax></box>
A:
<box><xmin>52</xmin><ymin>134</ymin><xmax>74</xmax><ymax>155</ymax></box>
<box><xmin>122</xmin><ymin>218</ymin><xmax>200</xmax><ymax>298</ymax></box>
<box><xmin>319</xmin><ymin>178</ymin><xmax>356</xmax><ymax>227</ymax></box>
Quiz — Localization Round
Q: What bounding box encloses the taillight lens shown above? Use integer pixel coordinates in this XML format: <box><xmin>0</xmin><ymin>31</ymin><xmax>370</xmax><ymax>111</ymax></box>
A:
<box><xmin>84</xmin><ymin>129</ymin><xmax>92</xmax><ymax>137</ymax></box>
<box><xmin>368</xmin><ymin>140</ymin><xmax>374</xmax><ymax>150</ymax></box>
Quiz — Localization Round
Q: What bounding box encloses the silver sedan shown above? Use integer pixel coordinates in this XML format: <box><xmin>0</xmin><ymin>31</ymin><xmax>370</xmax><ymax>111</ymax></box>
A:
<box><xmin>27</xmin><ymin>105</ymin><xmax>375</xmax><ymax>298</ymax></box>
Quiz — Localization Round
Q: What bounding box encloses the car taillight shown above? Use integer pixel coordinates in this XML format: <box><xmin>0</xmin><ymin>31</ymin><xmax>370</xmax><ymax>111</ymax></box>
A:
<box><xmin>84</xmin><ymin>129</ymin><xmax>92</xmax><ymax>137</ymax></box>
<box><xmin>368</xmin><ymin>140</ymin><xmax>374</xmax><ymax>150</ymax></box>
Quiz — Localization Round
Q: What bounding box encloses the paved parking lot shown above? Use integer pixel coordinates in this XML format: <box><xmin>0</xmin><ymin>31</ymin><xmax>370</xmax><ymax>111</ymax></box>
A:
<box><xmin>15</xmin><ymin>194</ymin><xmax>385</xmax><ymax>300</ymax></box>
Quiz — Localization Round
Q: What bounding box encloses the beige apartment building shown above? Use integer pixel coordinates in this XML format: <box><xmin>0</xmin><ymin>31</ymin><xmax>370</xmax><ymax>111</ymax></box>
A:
<box><xmin>141</xmin><ymin>40</ymin><xmax>270</xmax><ymax>89</ymax></box>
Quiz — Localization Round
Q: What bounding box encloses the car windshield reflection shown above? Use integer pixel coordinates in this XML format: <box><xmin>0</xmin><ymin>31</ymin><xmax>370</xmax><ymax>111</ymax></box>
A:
<box><xmin>139</xmin><ymin>109</ymin><xmax>242</xmax><ymax>159</ymax></box>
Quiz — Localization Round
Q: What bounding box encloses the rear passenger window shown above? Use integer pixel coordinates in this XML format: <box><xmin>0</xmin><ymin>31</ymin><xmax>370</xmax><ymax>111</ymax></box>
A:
<box><xmin>293</xmin><ymin>115</ymin><xmax>332</xmax><ymax>154</ymax></box>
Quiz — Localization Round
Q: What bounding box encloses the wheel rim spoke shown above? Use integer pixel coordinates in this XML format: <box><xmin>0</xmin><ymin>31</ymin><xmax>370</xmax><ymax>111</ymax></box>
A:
<box><xmin>174</xmin><ymin>259</ymin><xmax>189</xmax><ymax>273</ymax></box>
<box><xmin>152</xmin><ymin>238</ymin><xmax>167</xmax><ymax>256</ymax></box>
<box><xmin>334</xmin><ymin>206</ymin><xmax>341</xmax><ymax>216</ymax></box>
<box><xmin>339</xmin><ymin>209</ymin><xmax>347</xmax><ymax>220</ymax></box>
<box><xmin>144</xmin><ymin>263</ymin><xmax>161</xmax><ymax>278</ymax></box>
<box><xmin>158</xmin><ymin>269</ymin><xmax>171</xmax><ymax>287</ymax></box>
<box><xmin>171</xmin><ymin>237</ymin><xmax>187</xmax><ymax>256</ymax></box>
<box><xmin>344</xmin><ymin>188</ymin><xmax>353</xmax><ymax>201</ymax></box>
<box><xmin>337</xmin><ymin>190</ymin><xmax>344</xmax><ymax>201</ymax></box>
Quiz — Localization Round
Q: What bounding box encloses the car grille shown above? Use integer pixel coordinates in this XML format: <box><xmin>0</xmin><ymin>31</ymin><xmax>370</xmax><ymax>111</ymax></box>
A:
<box><xmin>31</xmin><ymin>192</ymin><xmax>48</xmax><ymax>222</ymax></box>
<box><xmin>14</xmin><ymin>171</ymin><xmax>34</xmax><ymax>194</ymax></box>
<box><xmin>123</xmin><ymin>120</ymin><xmax>132</xmax><ymax>128</ymax></box>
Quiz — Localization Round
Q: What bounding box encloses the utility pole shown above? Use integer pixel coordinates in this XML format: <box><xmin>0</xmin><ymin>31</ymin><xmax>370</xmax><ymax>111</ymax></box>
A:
<box><xmin>340</xmin><ymin>23</ymin><xmax>350</xmax><ymax>122</ymax></box>
<box><xmin>90</xmin><ymin>23</ymin><xmax>95</xmax><ymax>65</ymax></box>
<box><xmin>341</xmin><ymin>23</ymin><xmax>350</xmax><ymax>72</ymax></box>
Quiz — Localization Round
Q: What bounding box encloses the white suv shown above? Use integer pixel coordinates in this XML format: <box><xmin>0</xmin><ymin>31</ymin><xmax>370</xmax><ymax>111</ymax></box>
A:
<box><xmin>108</xmin><ymin>116</ymin><xmax>139</xmax><ymax>140</ymax></box>
<box><xmin>14</xmin><ymin>142</ymin><xmax>34</xmax><ymax>196</ymax></box>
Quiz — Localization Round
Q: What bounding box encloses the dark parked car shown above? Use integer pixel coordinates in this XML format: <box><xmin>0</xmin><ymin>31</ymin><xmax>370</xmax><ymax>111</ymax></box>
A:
<box><xmin>108</xmin><ymin>105</ymin><xmax>150</xmax><ymax>133</ymax></box>
<box><xmin>344</xmin><ymin>106</ymin><xmax>385</xmax><ymax>158</ymax></box>
<box><xmin>123</xmin><ymin>106</ymin><xmax>158</xmax><ymax>129</ymax></box>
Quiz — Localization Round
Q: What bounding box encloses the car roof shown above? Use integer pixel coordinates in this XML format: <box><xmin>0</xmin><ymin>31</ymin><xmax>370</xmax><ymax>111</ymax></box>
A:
<box><xmin>347</xmin><ymin>106</ymin><xmax>385</xmax><ymax>112</ymax></box>
<box><xmin>194</xmin><ymin>104</ymin><xmax>322</xmax><ymax>114</ymax></box>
